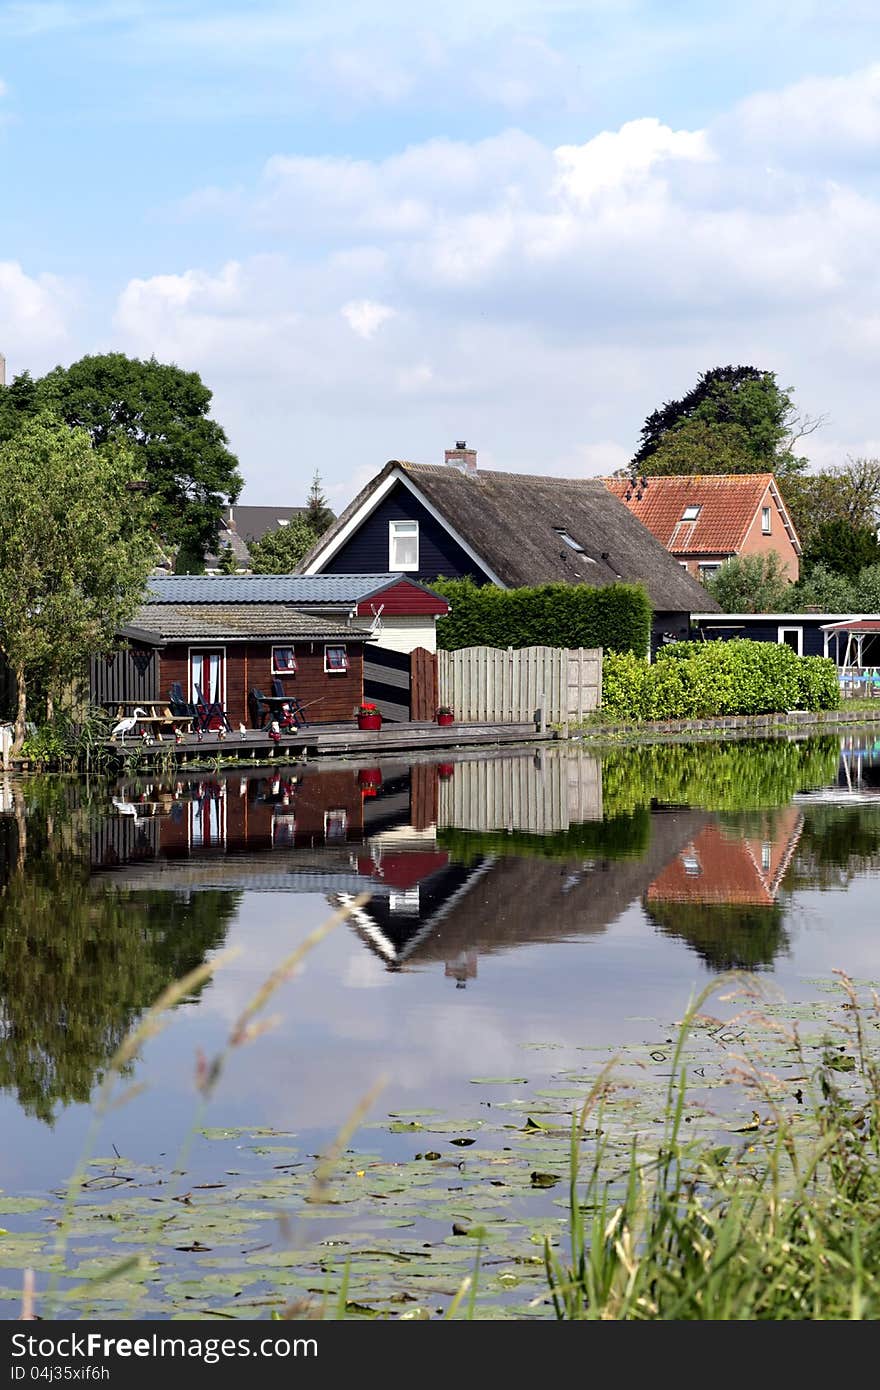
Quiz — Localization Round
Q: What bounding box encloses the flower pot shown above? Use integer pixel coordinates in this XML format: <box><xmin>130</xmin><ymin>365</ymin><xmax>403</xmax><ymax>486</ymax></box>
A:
<box><xmin>358</xmin><ymin>767</ymin><xmax>383</xmax><ymax>787</ymax></box>
<box><xmin>357</xmin><ymin>713</ymin><xmax>382</xmax><ymax>731</ymax></box>
<box><xmin>436</xmin><ymin>712</ymin><xmax>454</xmax><ymax>727</ymax></box>
<box><xmin>437</xmin><ymin>763</ymin><xmax>455</xmax><ymax>780</ymax></box>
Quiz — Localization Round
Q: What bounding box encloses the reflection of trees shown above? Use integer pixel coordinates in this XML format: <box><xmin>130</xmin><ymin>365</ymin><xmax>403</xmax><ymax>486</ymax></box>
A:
<box><xmin>786</xmin><ymin>805</ymin><xmax>880</xmax><ymax>890</ymax></box>
<box><xmin>0</xmin><ymin>802</ymin><xmax>239</xmax><ymax>1124</ymax></box>
<box><xmin>645</xmin><ymin>901</ymin><xmax>788</xmax><ymax>972</ymax></box>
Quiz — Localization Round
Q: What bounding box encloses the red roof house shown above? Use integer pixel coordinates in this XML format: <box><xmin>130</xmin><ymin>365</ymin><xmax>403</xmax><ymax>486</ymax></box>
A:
<box><xmin>604</xmin><ymin>473</ymin><xmax>802</xmax><ymax>583</ymax></box>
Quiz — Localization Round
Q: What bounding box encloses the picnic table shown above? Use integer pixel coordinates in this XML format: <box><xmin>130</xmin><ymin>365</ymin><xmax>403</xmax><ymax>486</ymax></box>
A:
<box><xmin>103</xmin><ymin>699</ymin><xmax>195</xmax><ymax>736</ymax></box>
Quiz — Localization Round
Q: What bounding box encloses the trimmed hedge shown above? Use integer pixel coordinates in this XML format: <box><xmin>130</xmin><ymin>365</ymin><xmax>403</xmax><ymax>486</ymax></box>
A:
<box><xmin>603</xmin><ymin>639</ymin><xmax>840</xmax><ymax>720</ymax></box>
<box><xmin>433</xmin><ymin>578</ymin><xmax>651</xmax><ymax>654</ymax></box>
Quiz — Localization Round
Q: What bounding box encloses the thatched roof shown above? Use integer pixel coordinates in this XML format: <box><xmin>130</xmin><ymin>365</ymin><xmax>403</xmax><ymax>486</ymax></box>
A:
<box><xmin>302</xmin><ymin>461</ymin><xmax>718</xmax><ymax>613</ymax></box>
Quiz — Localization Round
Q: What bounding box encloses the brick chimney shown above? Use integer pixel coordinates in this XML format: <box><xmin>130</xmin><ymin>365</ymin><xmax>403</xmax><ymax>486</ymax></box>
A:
<box><xmin>444</xmin><ymin>440</ymin><xmax>477</xmax><ymax>474</ymax></box>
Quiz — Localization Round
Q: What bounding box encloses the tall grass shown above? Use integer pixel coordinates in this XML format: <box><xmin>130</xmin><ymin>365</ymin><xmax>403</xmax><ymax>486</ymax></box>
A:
<box><xmin>543</xmin><ymin>974</ymin><xmax>880</xmax><ymax>1319</ymax></box>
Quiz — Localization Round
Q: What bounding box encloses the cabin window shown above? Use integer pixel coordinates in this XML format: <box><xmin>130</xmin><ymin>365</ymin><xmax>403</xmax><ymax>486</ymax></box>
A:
<box><xmin>272</xmin><ymin>646</ymin><xmax>298</xmax><ymax>675</ymax></box>
<box><xmin>762</xmin><ymin>506</ymin><xmax>772</xmax><ymax>533</ymax></box>
<box><xmin>778</xmin><ymin>626</ymin><xmax>803</xmax><ymax>655</ymax></box>
<box><xmin>682</xmin><ymin>505</ymin><xmax>701</xmax><ymax>522</ymax></box>
<box><xmin>389</xmin><ymin>519</ymin><xmax>419</xmax><ymax>571</ymax></box>
<box><xmin>324</xmin><ymin>644</ymin><xmax>349</xmax><ymax>673</ymax></box>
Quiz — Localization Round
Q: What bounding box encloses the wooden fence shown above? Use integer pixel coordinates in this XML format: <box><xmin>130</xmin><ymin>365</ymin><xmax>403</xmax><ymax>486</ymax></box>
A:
<box><xmin>437</xmin><ymin>646</ymin><xmax>601</xmax><ymax>724</ymax></box>
<box><xmin>438</xmin><ymin>749</ymin><xmax>602</xmax><ymax>834</ymax></box>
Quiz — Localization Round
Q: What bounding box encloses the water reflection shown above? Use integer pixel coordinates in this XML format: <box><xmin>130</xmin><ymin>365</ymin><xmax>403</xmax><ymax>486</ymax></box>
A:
<box><xmin>2</xmin><ymin>733</ymin><xmax>880</xmax><ymax>1125</ymax></box>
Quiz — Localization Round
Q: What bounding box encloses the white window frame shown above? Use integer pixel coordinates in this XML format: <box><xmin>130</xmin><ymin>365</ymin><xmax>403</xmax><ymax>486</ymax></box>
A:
<box><xmin>778</xmin><ymin>626</ymin><xmax>803</xmax><ymax>656</ymax></box>
<box><xmin>698</xmin><ymin>562</ymin><xmax>722</xmax><ymax>580</ymax></box>
<box><xmin>271</xmin><ymin>645</ymin><xmax>298</xmax><ymax>675</ymax></box>
<box><xmin>761</xmin><ymin>506</ymin><xmax>772</xmax><ymax>534</ymax></box>
<box><xmin>389</xmin><ymin>519</ymin><xmax>419</xmax><ymax>571</ymax></box>
<box><xmin>682</xmin><ymin>505</ymin><xmax>701</xmax><ymax>522</ymax></box>
<box><xmin>324</xmin><ymin>643</ymin><xmax>349</xmax><ymax>673</ymax></box>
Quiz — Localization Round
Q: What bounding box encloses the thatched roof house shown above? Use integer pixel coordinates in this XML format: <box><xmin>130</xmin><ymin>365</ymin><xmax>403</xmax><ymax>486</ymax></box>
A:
<box><xmin>300</xmin><ymin>453</ymin><xmax>718</xmax><ymax>648</ymax></box>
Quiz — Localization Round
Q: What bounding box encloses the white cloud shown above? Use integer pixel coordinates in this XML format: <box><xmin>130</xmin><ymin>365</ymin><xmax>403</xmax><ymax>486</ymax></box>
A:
<box><xmin>111</xmin><ymin>76</ymin><xmax>880</xmax><ymax>498</ymax></box>
<box><xmin>555</xmin><ymin>117</ymin><xmax>712</xmax><ymax>203</ymax></box>
<box><xmin>0</xmin><ymin>261</ymin><xmax>73</xmax><ymax>369</ymax></box>
<box><xmin>733</xmin><ymin>63</ymin><xmax>880</xmax><ymax>157</ymax></box>
<box><xmin>341</xmin><ymin>299</ymin><xmax>396</xmax><ymax>339</ymax></box>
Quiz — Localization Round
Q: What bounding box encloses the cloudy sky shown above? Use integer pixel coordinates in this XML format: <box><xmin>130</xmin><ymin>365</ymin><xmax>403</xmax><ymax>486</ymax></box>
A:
<box><xmin>2</xmin><ymin>1</ymin><xmax>880</xmax><ymax>504</ymax></box>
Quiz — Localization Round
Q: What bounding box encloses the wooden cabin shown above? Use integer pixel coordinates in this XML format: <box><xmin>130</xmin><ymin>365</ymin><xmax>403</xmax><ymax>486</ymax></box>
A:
<box><xmin>92</xmin><ymin>599</ymin><xmax>369</xmax><ymax>728</ymax></box>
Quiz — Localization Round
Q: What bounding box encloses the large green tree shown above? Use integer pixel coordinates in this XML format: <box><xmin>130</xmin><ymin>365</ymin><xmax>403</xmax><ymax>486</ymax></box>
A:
<box><xmin>781</xmin><ymin>457</ymin><xmax>880</xmax><ymax>555</ymax></box>
<box><xmin>0</xmin><ymin>414</ymin><xmax>158</xmax><ymax>750</ymax></box>
<box><xmin>633</xmin><ymin>365</ymin><xmax>817</xmax><ymax>478</ymax></box>
<box><xmin>0</xmin><ymin>353</ymin><xmax>242</xmax><ymax>559</ymax></box>
<box><xmin>248</xmin><ymin>515</ymin><xmax>321</xmax><ymax>573</ymax></box>
<box><xmin>803</xmin><ymin>519</ymin><xmax>880</xmax><ymax>580</ymax></box>
<box><xmin>703</xmin><ymin>551</ymin><xmax>793</xmax><ymax>613</ymax></box>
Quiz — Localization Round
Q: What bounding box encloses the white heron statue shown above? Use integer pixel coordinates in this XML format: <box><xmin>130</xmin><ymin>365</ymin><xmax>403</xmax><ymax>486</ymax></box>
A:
<box><xmin>111</xmin><ymin>707</ymin><xmax>148</xmax><ymax>744</ymax></box>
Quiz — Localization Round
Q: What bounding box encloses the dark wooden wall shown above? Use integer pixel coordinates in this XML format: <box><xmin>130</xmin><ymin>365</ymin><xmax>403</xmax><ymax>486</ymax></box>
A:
<box><xmin>158</xmin><ymin>641</ymin><xmax>365</xmax><ymax>727</ymax></box>
<box><xmin>691</xmin><ymin>616</ymin><xmax>830</xmax><ymax>658</ymax></box>
<box><xmin>90</xmin><ymin>645</ymin><xmax>159</xmax><ymax>707</ymax></box>
<box><xmin>321</xmin><ymin>482</ymin><xmax>490</xmax><ymax>583</ymax></box>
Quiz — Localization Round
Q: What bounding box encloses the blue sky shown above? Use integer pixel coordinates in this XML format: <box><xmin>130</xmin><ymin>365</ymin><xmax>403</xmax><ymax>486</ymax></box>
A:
<box><xmin>2</xmin><ymin>1</ymin><xmax>880</xmax><ymax>503</ymax></box>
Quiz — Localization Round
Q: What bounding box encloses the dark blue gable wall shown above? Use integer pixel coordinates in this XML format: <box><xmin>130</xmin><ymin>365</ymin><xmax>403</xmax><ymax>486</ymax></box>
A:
<box><xmin>693</xmin><ymin>615</ymin><xmax>829</xmax><ymax>657</ymax></box>
<box><xmin>321</xmin><ymin>483</ymin><xmax>491</xmax><ymax>583</ymax></box>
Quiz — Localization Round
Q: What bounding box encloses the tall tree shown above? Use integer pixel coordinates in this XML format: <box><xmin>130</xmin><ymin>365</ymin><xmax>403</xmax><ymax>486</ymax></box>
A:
<box><xmin>780</xmin><ymin>457</ymin><xmax>880</xmax><ymax>555</ymax></box>
<box><xmin>304</xmin><ymin>471</ymin><xmax>334</xmax><ymax>535</ymax></box>
<box><xmin>634</xmin><ymin>365</ymin><xmax>818</xmax><ymax>478</ymax></box>
<box><xmin>0</xmin><ymin>353</ymin><xmax>242</xmax><ymax>560</ymax></box>
<box><xmin>248</xmin><ymin>515</ymin><xmax>320</xmax><ymax>573</ymax></box>
<box><xmin>703</xmin><ymin>551</ymin><xmax>792</xmax><ymax>613</ymax></box>
<box><xmin>0</xmin><ymin>415</ymin><xmax>158</xmax><ymax>750</ymax></box>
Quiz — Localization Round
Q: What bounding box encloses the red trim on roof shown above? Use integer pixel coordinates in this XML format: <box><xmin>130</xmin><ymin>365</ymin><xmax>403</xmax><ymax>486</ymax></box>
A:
<box><xmin>822</xmin><ymin>619</ymin><xmax>880</xmax><ymax>633</ymax></box>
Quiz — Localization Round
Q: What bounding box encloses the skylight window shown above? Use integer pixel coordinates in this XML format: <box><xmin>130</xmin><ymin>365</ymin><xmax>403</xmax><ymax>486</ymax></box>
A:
<box><xmin>682</xmin><ymin>505</ymin><xmax>701</xmax><ymax>522</ymax></box>
<box><xmin>555</xmin><ymin>528</ymin><xmax>586</xmax><ymax>553</ymax></box>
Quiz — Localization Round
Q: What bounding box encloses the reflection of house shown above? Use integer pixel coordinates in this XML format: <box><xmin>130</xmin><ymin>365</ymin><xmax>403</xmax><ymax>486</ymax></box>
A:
<box><xmin>605</xmin><ymin>474</ymin><xmax>801</xmax><ymax>583</ymax></box>
<box><xmin>646</xmin><ymin>808</ymin><xmax>803</xmax><ymax>907</ymax></box>
<box><xmin>643</xmin><ymin>809</ymin><xmax>803</xmax><ymax>971</ymax></box>
<box><xmin>340</xmin><ymin>809</ymin><xmax>710</xmax><ymax>976</ymax></box>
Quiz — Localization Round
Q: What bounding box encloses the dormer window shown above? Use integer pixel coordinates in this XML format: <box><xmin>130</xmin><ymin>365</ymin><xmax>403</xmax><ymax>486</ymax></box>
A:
<box><xmin>682</xmin><ymin>505</ymin><xmax>701</xmax><ymax>522</ymax></box>
<box><xmin>389</xmin><ymin>519</ymin><xmax>419</xmax><ymax>571</ymax></box>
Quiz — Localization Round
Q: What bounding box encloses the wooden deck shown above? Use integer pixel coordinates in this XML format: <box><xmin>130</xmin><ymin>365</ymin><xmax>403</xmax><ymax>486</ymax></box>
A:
<box><xmin>106</xmin><ymin>719</ymin><xmax>556</xmax><ymax>763</ymax></box>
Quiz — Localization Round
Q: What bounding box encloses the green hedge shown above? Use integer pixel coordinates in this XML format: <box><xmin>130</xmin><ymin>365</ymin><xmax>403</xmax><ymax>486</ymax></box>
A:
<box><xmin>432</xmin><ymin>578</ymin><xmax>651</xmax><ymax>654</ymax></box>
<box><xmin>603</xmin><ymin>639</ymin><xmax>839</xmax><ymax>720</ymax></box>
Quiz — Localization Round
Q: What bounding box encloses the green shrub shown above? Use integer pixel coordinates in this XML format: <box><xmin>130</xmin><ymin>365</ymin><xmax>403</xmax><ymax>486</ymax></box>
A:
<box><xmin>433</xmin><ymin>578</ymin><xmax>651</xmax><ymax>655</ymax></box>
<box><xmin>601</xmin><ymin>640</ymin><xmax>839</xmax><ymax>720</ymax></box>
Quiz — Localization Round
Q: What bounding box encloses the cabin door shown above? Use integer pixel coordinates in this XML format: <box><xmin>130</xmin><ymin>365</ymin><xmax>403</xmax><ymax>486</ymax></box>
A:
<box><xmin>189</xmin><ymin>649</ymin><xmax>226</xmax><ymax>728</ymax></box>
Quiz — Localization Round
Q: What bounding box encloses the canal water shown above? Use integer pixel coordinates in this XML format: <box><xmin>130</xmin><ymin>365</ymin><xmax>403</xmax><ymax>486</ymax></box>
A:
<box><xmin>0</xmin><ymin>731</ymin><xmax>879</xmax><ymax>1312</ymax></box>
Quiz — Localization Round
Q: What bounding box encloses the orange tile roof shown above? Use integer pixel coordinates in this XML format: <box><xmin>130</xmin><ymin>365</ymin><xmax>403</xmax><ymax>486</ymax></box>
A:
<box><xmin>605</xmin><ymin>474</ymin><xmax>778</xmax><ymax>556</ymax></box>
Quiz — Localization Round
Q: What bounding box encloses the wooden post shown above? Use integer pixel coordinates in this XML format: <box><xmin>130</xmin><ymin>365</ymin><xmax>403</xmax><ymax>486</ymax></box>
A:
<box><xmin>538</xmin><ymin>690</ymin><xmax>546</xmax><ymax>734</ymax></box>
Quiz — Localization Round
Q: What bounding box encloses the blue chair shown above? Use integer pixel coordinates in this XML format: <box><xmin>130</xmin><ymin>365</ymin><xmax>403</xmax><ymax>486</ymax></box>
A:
<box><xmin>272</xmin><ymin>676</ymin><xmax>308</xmax><ymax>728</ymax></box>
<box><xmin>195</xmin><ymin>683</ymin><xmax>231</xmax><ymax>732</ymax></box>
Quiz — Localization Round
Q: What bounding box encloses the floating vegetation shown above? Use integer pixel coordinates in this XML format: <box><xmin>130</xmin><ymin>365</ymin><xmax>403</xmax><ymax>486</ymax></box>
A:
<box><xmin>2</xmin><ymin>973</ymin><xmax>878</xmax><ymax>1319</ymax></box>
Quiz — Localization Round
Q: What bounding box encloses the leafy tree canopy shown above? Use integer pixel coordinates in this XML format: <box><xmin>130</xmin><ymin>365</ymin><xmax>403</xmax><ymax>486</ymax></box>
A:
<box><xmin>248</xmin><ymin>515</ymin><xmax>321</xmax><ymax>573</ymax></box>
<box><xmin>803</xmin><ymin>519</ymin><xmax>880</xmax><ymax>580</ymax></box>
<box><xmin>0</xmin><ymin>353</ymin><xmax>242</xmax><ymax>559</ymax></box>
<box><xmin>781</xmin><ymin>457</ymin><xmax>880</xmax><ymax>554</ymax></box>
<box><xmin>793</xmin><ymin>563</ymin><xmax>857</xmax><ymax>613</ymax></box>
<box><xmin>0</xmin><ymin>414</ymin><xmax>158</xmax><ymax>748</ymax></box>
<box><xmin>634</xmin><ymin>365</ymin><xmax>813</xmax><ymax>478</ymax></box>
<box><xmin>703</xmin><ymin>551</ymin><xmax>793</xmax><ymax>613</ymax></box>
